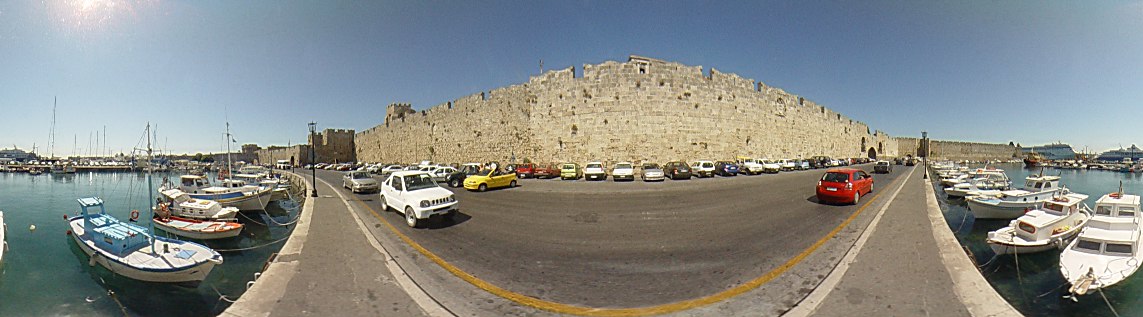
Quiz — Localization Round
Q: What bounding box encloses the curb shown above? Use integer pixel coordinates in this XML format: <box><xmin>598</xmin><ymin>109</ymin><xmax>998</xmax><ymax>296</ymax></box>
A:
<box><xmin>923</xmin><ymin>170</ymin><xmax>1022</xmax><ymax>317</ymax></box>
<box><xmin>221</xmin><ymin>170</ymin><xmax>316</xmax><ymax>317</ymax></box>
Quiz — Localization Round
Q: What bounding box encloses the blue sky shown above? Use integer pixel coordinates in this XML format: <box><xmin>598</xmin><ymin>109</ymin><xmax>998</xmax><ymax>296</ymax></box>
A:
<box><xmin>2</xmin><ymin>1</ymin><xmax>1142</xmax><ymax>156</ymax></box>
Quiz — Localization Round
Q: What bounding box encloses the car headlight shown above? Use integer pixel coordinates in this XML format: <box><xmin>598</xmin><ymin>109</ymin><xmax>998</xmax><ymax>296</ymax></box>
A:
<box><xmin>449</xmin><ymin>195</ymin><xmax>456</xmax><ymax>202</ymax></box>
<box><xmin>420</xmin><ymin>200</ymin><xmax>430</xmax><ymax>208</ymax></box>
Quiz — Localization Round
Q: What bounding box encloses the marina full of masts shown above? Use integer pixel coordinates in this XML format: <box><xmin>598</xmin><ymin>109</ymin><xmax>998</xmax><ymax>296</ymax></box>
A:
<box><xmin>930</xmin><ymin>160</ymin><xmax>1143</xmax><ymax>300</ymax></box>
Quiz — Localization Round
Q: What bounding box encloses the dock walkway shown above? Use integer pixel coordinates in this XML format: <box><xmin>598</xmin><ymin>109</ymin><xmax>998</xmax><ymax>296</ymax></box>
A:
<box><xmin>222</xmin><ymin>171</ymin><xmax>426</xmax><ymax>317</ymax></box>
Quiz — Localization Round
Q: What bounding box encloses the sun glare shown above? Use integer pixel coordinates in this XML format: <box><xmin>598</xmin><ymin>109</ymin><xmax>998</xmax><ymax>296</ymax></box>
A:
<box><xmin>49</xmin><ymin>0</ymin><xmax>154</xmax><ymax>36</ymax></box>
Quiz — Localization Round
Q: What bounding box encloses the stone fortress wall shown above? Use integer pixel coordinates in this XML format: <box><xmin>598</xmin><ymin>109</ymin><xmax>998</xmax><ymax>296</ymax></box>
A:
<box><xmin>896</xmin><ymin>137</ymin><xmax>1017</xmax><ymax>161</ymax></box>
<box><xmin>356</xmin><ymin>55</ymin><xmax>901</xmax><ymax>166</ymax></box>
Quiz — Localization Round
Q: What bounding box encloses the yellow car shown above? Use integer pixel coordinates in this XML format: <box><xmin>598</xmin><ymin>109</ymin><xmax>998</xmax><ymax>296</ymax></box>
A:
<box><xmin>463</xmin><ymin>169</ymin><xmax>518</xmax><ymax>192</ymax></box>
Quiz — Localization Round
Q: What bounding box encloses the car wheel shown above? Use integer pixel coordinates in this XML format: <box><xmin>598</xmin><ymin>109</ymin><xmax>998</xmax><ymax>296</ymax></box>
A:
<box><xmin>450</xmin><ymin>179</ymin><xmax>461</xmax><ymax>188</ymax></box>
<box><xmin>405</xmin><ymin>206</ymin><xmax>418</xmax><ymax>228</ymax></box>
<box><xmin>379</xmin><ymin>195</ymin><xmax>389</xmax><ymax>211</ymax></box>
<box><xmin>853</xmin><ymin>192</ymin><xmax>860</xmax><ymax>205</ymax></box>
<box><xmin>479</xmin><ymin>184</ymin><xmax>487</xmax><ymax>192</ymax></box>
<box><xmin>510</xmin><ymin>180</ymin><xmax>517</xmax><ymax>187</ymax></box>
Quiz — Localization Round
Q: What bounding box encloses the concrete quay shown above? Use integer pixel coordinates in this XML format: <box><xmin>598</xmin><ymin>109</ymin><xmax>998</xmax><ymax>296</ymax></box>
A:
<box><xmin>224</xmin><ymin>165</ymin><xmax>1019</xmax><ymax>316</ymax></box>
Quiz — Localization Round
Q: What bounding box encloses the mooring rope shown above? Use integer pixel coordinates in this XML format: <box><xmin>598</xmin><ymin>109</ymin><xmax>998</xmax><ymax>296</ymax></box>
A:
<box><xmin>1098</xmin><ymin>288</ymin><xmax>1121</xmax><ymax>317</ymax></box>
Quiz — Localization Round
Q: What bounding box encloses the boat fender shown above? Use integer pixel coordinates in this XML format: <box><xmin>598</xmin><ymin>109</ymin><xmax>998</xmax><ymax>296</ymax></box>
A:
<box><xmin>89</xmin><ymin>253</ymin><xmax>99</xmax><ymax>267</ymax></box>
<box><xmin>28</xmin><ymin>224</ymin><xmax>35</xmax><ymax>232</ymax></box>
<box><xmin>129</xmin><ymin>210</ymin><xmax>140</xmax><ymax>222</ymax></box>
<box><xmin>63</xmin><ymin>214</ymin><xmax>69</xmax><ymax>220</ymax></box>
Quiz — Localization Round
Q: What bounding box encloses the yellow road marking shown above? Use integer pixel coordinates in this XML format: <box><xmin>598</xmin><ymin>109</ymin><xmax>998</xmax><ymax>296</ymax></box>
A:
<box><xmin>352</xmin><ymin>173</ymin><xmax>909</xmax><ymax>316</ymax></box>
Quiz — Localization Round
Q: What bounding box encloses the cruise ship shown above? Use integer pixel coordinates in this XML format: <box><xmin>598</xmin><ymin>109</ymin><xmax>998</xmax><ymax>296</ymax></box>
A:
<box><xmin>1019</xmin><ymin>143</ymin><xmax>1076</xmax><ymax>161</ymax></box>
<box><xmin>0</xmin><ymin>147</ymin><xmax>38</xmax><ymax>163</ymax></box>
<box><xmin>1096</xmin><ymin>145</ymin><xmax>1143</xmax><ymax>163</ymax></box>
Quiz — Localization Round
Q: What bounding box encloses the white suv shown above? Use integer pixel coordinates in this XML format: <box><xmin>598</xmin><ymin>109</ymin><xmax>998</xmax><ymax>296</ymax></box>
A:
<box><xmin>690</xmin><ymin>160</ymin><xmax>716</xmax><ymax>178</ymax></box>
<box><xmin>380</xmin><ymin>171</ymin><xmax>458</xmax><ymax>228</ymax></box>
<box><xmin>736</xmin><ymin>157</ymin><xmax>765</xmax><ymax>175</ymax></box>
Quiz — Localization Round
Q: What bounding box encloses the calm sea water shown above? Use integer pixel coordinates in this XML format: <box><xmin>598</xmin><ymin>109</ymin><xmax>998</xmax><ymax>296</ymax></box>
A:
<box><xmin>935</xmin><ymin>163</ymin><xmax>1143</xmax><ymax>317</ymax></box>
<box><xmin>0</xmin><ymin>171</ymin><xmax>300</xmax><ymax>316</ymax></box>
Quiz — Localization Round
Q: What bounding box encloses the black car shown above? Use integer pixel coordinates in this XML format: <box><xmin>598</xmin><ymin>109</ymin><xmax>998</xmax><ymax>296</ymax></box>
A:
<box><xmin>905</xmin><ymin>156</ymin><xmax>916</xmax><ymax>166</ymax></box>
<box><xmin>714</xmin><ymin>161</ymin><xmax>739</xmax><ymax>176</ymax></box>
<box><xmin>445</xmin><ymin>164</ymin><xmax>483</xmax><ymax>187</ymax></box>
<box><xmin>811</xmin><ymin>156</ymin><xmax>831</xmax><ymax>169</ymax></box>
<box><xmin>663</xmin><ymin>161</ymin><xmax>692</xmax><ymax>180</ymax></box>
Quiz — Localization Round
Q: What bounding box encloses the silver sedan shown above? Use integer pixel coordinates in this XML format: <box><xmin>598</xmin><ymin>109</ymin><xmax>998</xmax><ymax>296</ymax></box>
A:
<box><xmin>640</xmin><ymin>163</ymin><xmax>666</xmax><ymax>181</ymax></box>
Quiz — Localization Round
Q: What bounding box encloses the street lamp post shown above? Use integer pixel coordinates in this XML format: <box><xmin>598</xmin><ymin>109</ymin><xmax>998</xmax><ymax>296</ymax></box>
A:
<box><xmin>309</xmin><ymin>122</ymin><xmax>318</xmax><ymax>197</ymax></box>
<box><xmin>922</xmin><ymin>131</ymin><xmax>929</xmax><ymax>179</ymax></box>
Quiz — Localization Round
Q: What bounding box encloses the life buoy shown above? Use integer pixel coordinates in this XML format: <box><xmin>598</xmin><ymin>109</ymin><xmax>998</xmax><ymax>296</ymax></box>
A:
<box><xmin>1110</xmin><ymin>192</ymin><xmax>1122</xmax><ymax>198</ymax></box>
<box><xmin>130</xmin><ymin>209</ymin><xmax>140</xmax><ymax>221</ymax></box>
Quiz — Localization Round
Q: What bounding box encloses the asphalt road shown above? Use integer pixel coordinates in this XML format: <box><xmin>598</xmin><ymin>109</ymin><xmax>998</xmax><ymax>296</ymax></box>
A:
<box><xmin>307</xmin><ymin>164</ymin><xmax>909</xmax><ymax>311</ymax></box>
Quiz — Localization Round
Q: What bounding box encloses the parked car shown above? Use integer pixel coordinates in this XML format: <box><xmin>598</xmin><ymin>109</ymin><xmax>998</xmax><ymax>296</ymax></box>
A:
<box><xmin>515</xmin><ymin>163</ymin><xmax>537</xmax><ymax>179</ymax></box>
<box><xmin>690</xmin><ymin>160</ymin><xmax>716</xmax><ymax>178</ymax></box>
<box><xmin>464</xmin><ymin>168</ymin><xmax>518</xmax><ymax>192</ymax></box>
<box><xmin>444</xmin><ymin>163</ymin><xmax>483</xmax><ymax>188</ymax></box>
<box><xmin>874</xmin><ymin>160</ymin><xmax>893</xmax><ymax>174</ymax></box>
<box><xmin>584</xmin><ymin>162</ymin><xmax>607</xmax><ymax>181</ymax></box>
<box><xmin>797</xmin><ymin>159</ymin><xmax>811</xmax><ymax>170</ymax></box>
<box><xmin>760</xmin><ymin>159</ymin><xmax>781</xmax><ymax>173</ymax></box>
<box><xmin>429</xmin><ymin>166</ymin><xmax>457</xmax><ymax>182</ymax></box>
<box><xmin>641</xmin><ymin>163</ymin><xmax>665</xmax><ymax>181</ymax></box>
<box><xmin>611</xmin><ymin>162</ymin><xmax>635</xmax><ymax>181</ymax></box>
<box><xmin>663</xmin><ymin>161</ymin><xmax>692</xmax><ymax>180</ymax></box>
<box><xmin>810</xmin><ymin>156</ymin><xmax>830</xmax><ymax>169</ymax></box>
<box><xmin>379</xmin><ymin>171</ymin><xmax>458</xmax><ymax>228</ymax></box>
<box><xmin>778</xmin><ymin>159</ymin><xmax>797</xmax><ymax>171</ymax></box>
<box><xmin>533</xmin><ymin>163</ymin><xmax>559</xmax><ymax>179</ymax></box>
<box><xmin>343</xmin><ymin>170</ymin><xmax>379</xmax><ymax>193</ymax></box>
<box><xmin>816</xmin><ymin>168</ymin><xmax>874</xmax><ymax>205</ymax></box>
<box><xmin>714</xmin><ymin>161</ymin><xmax>739</xmax><ymax>176</ymax></box>
<box><xmin>906</xmin><ymin>156</ymin><xmax>917</xmax><ymax>166</ymax></box>
<box><xmin>894</xmin><ymin>158</ymin><xmax>904</xmax><ymax>165</ymax></box>
<box><xmin>560</xmin><ymin>163</ymin><xmax>582</xmax><ymax>180</ymax></box>
<box><xmin>735</xmin><ymin>156</ymin><xmax>765</xmax><ymax>175</ymax></box>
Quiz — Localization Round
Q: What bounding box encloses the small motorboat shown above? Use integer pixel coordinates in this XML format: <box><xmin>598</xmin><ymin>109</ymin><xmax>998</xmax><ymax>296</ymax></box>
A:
<box><xmin>967</xmin><ymin>175</ymin><xmax>1065</xmax><ymax>219</ymax></box>
<box><xmin>161</xmin><ymin>175</ymin><xmax>273</xmax><ymax>211</ymax></box>
<box><xmin>152</xmin><ymin>215</ymin><xmax>243</xmax><ymax>240</ymax></box>
<box><xmin>945</xmin><ymin>172</ymin><xmax>1012</xmax><ymax>198</ymax></box>
<box><xmin>1060</xmin><ymin>191</ymin><xmax>1143</xmax><ymax>298</ymax></box>
<box><xmin>158</xmin><ymin>189</ymin><xmax>239</xmax><ymax>221</ymax></box>
<box><xmin>986</xmin><ymin>193</ymin><xmax>1091</xmax><ymax>255</ymax></box>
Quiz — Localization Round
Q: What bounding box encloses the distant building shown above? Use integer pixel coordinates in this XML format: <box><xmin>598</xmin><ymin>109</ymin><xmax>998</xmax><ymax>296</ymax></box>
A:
<box><xmin>0</xmin><ymin>148</ymin><xmax>38</xmax><ymax>163</ymax></box>
<box><xmin>254</xmin><ymin>128</ymin><xmax>356</xmax><ymax>166</ymax></box>
<box><xmin>1019</xmin><ymin>143</ymin><xmax>1076</xmax><ymax>160</ymax></box>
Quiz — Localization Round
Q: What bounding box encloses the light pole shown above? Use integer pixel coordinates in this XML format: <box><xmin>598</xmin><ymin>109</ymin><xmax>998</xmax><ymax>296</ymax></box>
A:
<box><xmin>309</xmin><ymin>122</ymin><xmax>318</xmax><ymax>197</ymax></box>
<box><xmin>922</xmin><ymin>131</ymin><xmax>929</xmax><ymax>179</ymax></box>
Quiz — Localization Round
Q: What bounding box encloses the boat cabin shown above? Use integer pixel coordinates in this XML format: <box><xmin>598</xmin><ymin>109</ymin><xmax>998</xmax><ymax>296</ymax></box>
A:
<box><xmin>180</xmin><ymin>175</ymin><xmax>211</xmax><ymax>188</ymax></box>
<box><xmin>1014</xmin><ymin>193</ymin><xmax>1088</xmax><ymax>241</ymax></box>
<box><xmin>1070</xmin><ymin>228</ymin><xmax>1139</xmax><ymax>257</ymax></box>
<box><xmin>1089</xmin><ymin>193</ymin><xmax>1142</xmax><ymax>231</ymax></box>
<box><xmin>1022</xmin><ymin>175</ymin><xmax>1061</xmax><ymax>192</ymax></box>
<box><xmin>77</xmin><ymin>197</ymin><xmax>149</xmax><ymax>256</ymax></box>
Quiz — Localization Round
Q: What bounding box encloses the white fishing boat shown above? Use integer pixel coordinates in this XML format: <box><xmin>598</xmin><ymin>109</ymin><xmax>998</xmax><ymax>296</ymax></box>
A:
<box><xmin>162</xmin><ymin>175</ymin><xmax>273</xmax><ymax>211</ymax></box>
<box><xmin>65</xmin><ymin>124</ymin><xmax>222</xmax><ymax>286</ymax></box>
<box><xmin>68</xmin><ymin>197</ymin><xmax>222</xmax><ymax>285</ymax></box>
<box><xmin>158</xmin><ymin>188</ymin><xmax>239</xmax><ymax>220</ymax></box>
<box><xmin>1060</xmin><ymin>191</ymin><xmax>1143</xmax><ymax>298</ymax></box>
<box><xmin>152</xmin><ymin>216</ymin><xmax>243</xmax><ymax>240</ymax></box>
<box><xmin>966</xmin><ymin>175</ymin><xmax>1065</xmax><ymax>219</ymax></box>
<box><xmin>986</xmin><ymin>193</ymin><xmax>1091</xmax><ymax>255</ymax></box>
<box><xmin>231</xmin><ymin>173</ymin><xmax>290</xmax><ymax>201</ymax></box>
<box><xmin>945</xmin><ymin>171</ymin><xmax>1012</xmax><ymax>198</ymax></box>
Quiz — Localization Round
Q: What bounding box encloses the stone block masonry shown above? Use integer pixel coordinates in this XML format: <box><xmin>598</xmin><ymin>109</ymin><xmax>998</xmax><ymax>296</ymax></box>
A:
<box><xmin>356</xmin><ymin>55</ymin><xmax>901</xmax><ymax>166</ymax></box>
<box><xmin>895</xmin><ymin>137</ymin><xmax>1017</xmax><ymax>161</ymax></box>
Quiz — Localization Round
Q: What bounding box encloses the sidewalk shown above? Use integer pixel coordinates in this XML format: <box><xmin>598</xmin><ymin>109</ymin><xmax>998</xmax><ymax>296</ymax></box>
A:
<box><xmin>222</xmin><ymin>172</ymin><xmax>426</xmax><ymax>317</ymax></box>
<box><xmin>810</xmin><ymin>169</ymin><xmax>973</xmax><ymax>316</ymax></box>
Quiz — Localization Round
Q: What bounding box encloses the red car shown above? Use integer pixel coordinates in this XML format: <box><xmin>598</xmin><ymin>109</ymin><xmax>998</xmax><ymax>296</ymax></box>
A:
<box><xmin>816</xmin><ymin>168</ymin><xmax>874</xmax><ymax>205</ymax></box>
<box><xmin>516</xmin><ymin>163</ymin><xmax>536</xmax><ymax>178</ymax></box>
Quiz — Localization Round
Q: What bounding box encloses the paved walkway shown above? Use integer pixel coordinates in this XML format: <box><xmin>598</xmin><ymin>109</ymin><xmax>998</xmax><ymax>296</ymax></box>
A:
<box><xmin>223</xmin><ymin>171</ymin><xmax>426</xmax><ymax>317</ymax></box>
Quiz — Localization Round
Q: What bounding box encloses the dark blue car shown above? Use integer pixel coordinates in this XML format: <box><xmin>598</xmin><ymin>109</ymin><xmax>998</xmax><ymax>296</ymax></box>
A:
<box><xmin>714</xmin><ymin>161</ymin><xmax>739</xmax><ymax>176</ymax></box>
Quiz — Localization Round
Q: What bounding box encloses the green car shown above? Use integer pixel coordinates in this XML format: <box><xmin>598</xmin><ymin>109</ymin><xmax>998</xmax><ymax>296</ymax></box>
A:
<box><xmin>560</xmin><ymin>163</ymin><xmax>581</xmax><ymax>180</ymax></box>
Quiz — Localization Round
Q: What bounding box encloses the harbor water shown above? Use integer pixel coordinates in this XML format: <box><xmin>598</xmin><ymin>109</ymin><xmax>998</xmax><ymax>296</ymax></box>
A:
<box><xmin>935</xmin><ymin>163</ymin><xmax>1143</xmax><ymax>316</ymax></box>
<box><xmin>0</xmin><ymin>171</ymin><xmax>300</xmax><ymax>316</ymax></box>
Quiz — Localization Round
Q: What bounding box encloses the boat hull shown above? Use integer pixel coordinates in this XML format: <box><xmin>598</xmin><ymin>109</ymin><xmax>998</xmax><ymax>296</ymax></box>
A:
<box><xmin>68</xmin><ymin>218</ymin><xmax>219</xmax><ymax>285</ymax></box>
<box><xmin>153</xmin><ymin>218</ymin><xmax>243</xmax><ymax>240</ymax></box>
<box><xmin>986</xmin><ymin>227</ymin><xmax>1083</xmax><ymax>255</ymax></box>
<box><xmin>190</xmin><ymin>188</ymin><xmax>273</xmax><ymax>211</ymax></box>
<box><xmin>967</xmin><ymin>200</ymin><xmax>1036</xmax><ymax>219</ymax></box>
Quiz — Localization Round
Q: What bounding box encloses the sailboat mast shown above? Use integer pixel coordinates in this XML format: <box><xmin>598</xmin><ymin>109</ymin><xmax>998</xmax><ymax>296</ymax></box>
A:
<box><xmin>146</xmin><ymin>123</ymin><xmax>157</xmax><ymax>253</ymax></box>
<box><xmin>225</xmin><ymin>122</ymin><xmax>233</xmax><ymax>178</ymax></box>
<box><xmin>49</xmin><ymin>96</ymin><xmax>56</xmax><ymax>159</ymax></box>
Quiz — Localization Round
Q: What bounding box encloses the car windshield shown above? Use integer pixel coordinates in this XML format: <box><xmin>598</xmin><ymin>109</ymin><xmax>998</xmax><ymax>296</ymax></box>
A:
<box><xmin>404</xmin><ymin>174</ymin><xmax>439</xmax><ymax>191</ymax></box>
<box><xmin>562</xmin><ymin>164</ymin><xmax>576</xmax><ymax>169</ymax></box>
<box><xmin>350</xmin><ymin>172</ymin><xmax>370</xmax><ymax>179</ymax></box>
<box><xmin>643</xmin><ymin>163</ymin><xmax>659</xmax><ymax>169</ymax></box>
<box><xmin>702</xmin><ymin>162</ymin><xmax>714</xmax><ymax>168</ymax></box>
<box><xmin>586</xmin><ymin>163</ymin><xmax>602</xmax><ymax>169</ymax></box>
<box><xmin>616</xmin><ymin>163</ymin><xmax>632</xmax><ymax>169</ymax></box>
<box><xmin>478</xmin><ymin>169</ymin><xmax>496</xmax><ymax>175</ymax></box>
<box><xmin>822</xmin><ymin>172</ymin><xmax>850</xmax><ymax>183</ymax></box>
